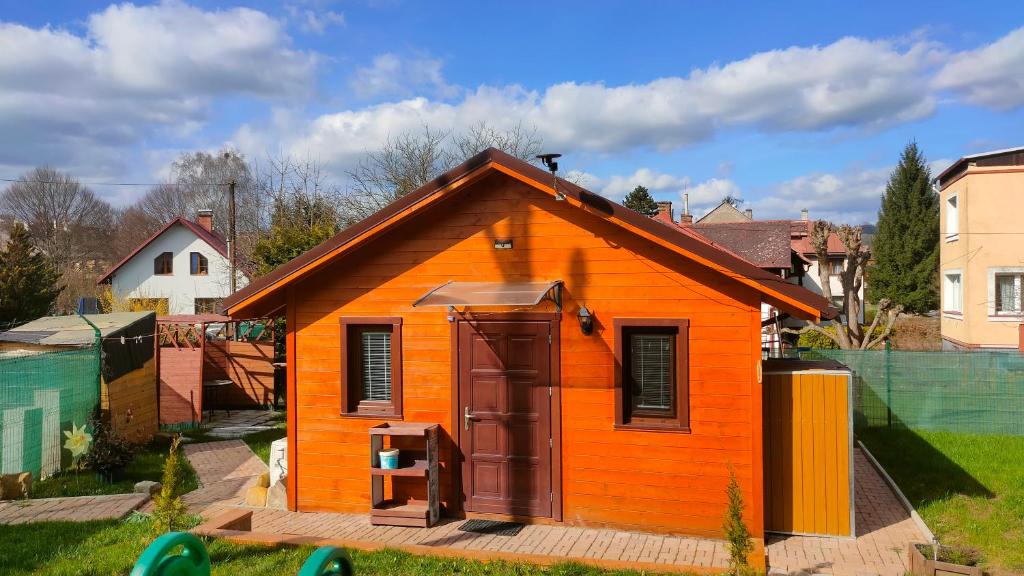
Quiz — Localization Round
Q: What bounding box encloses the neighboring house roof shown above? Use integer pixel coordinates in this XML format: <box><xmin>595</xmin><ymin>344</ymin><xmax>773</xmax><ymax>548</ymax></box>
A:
<box><xmin>0</xmin><ymin>312</ymin><xmax>153</xmax><ymax>346</ymax></box>
<box><xmin>691</xmin><ymin>221</ymin><xmax>792</xmax><ymax>269</ymax></box>
<box><xmin>789</xmin><ymin>219</ymin><xmax>848</xmax><ymax>256</ymax></box>
<box><xmin>96</xmin><ymin>217</ymin><xmax>228</xmax><ymax>284</ymax></box>
<box><xmin>938</xmin><ymin>145</ymin><xmax>1024</xmax><ymax>188</ymax></box>
<box><xmin>694</xmin><ymin>201</ymin><xmax>749</xmax><ymax>224</ymax></box>
<box><xmin>224</xmin><ymin>148</ymin><xmax>836</xmax><ymax>321</ymax></box>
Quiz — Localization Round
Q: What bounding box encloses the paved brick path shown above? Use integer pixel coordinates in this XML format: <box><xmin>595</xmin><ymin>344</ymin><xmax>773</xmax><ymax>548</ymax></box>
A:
<box><xmin>0</xmin><ymin>493</ymin><xmax>149</xmax><ymax>525</ymax></box>
<box><xmin>182</xmin><ymin>439</ymin><xmax>268</xmax><ymax>513</ymax></box>
<box><xmin>765</xmin><ymin>450</ymin><xmax>926</xmax><ymax>576</ymax></box>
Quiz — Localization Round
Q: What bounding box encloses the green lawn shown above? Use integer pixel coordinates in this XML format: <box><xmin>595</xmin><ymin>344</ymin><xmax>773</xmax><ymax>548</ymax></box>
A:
<box><xmin>32</xmin><ymin>436</ymin><xmax>198</xmax><ymax>499</ymax></box>
<box><xmin>0</xmin><ymin>517</ymin><xmax>674</xmax><ymax>576</ymax></box>
<box><xmin>859</xmin><ymin>427</ymin><xmax>1024</xmax><ymax>574</ymax></box>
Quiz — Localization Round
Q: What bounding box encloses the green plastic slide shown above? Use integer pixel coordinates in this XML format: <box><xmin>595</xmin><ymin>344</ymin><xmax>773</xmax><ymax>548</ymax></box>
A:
<box><xmin>130</xmin><ymin>532</ymin><xmax>355</xmax><ymax>576</ymax></box>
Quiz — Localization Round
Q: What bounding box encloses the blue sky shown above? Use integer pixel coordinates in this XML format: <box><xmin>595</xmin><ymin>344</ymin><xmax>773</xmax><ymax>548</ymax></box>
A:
<box><xmin>1</xmin><ymin>1</ymin><xmax>1022</xmax><ymax>223</ymax></box>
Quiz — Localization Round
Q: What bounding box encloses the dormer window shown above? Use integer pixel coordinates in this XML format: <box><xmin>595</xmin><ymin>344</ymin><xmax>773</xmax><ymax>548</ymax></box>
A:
<box><xmin>154</xmin><ymin>252</ymin><xmax>173</xmax><ymax>275</ymax></box>
<box><xmin>190</xmin><ymin>252</ymin><xmax>208</xmax><ymax>275</ymax></box>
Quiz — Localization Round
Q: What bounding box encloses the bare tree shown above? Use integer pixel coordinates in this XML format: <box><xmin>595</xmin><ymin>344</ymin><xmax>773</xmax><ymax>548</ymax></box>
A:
<box><xmin>0</xmin><ymin>167</ymin><xmax>117</xmax><ymax>313</ymax></box>
<box><xmin>343</xmin><ymin>126</ymin><xmax>451</xmax><ymax>223</ymax></box>
<box><xmin>785</xmin><ymin>221</ymin><xmax>902</xmax><ymax>349</ymax></box>
<box><xmin>0</xmin><ymin>167</ymin><xmax>114</xmax><ymax>267</ymax></box>
<box><xmin>450</xmin><ymin>121</ymin><xmax>542</xmax><ymax>164</ymax></box>
<box><xmin>246</xmin><ymin>153</ymin><xmax>345</xmax><ymax>275</ymax></box>
<box><xmin>343</xmin><ymin>122</ymin><xmax>543</xmax><ymax>223</ymax></box>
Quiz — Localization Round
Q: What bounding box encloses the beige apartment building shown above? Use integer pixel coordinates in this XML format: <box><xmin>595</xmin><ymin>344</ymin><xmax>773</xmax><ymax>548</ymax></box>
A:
<box><xmin>938</xmin><ymin>146</ymin><xmax>1024</xmax><ymax>350</ymax></box>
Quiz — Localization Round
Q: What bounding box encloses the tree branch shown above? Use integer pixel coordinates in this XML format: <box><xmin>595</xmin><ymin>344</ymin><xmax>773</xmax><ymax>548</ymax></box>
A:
<box><xmin>781</xmin><ymin>321</ymin><xmax>844</xmax><ymax>347</ymax></box>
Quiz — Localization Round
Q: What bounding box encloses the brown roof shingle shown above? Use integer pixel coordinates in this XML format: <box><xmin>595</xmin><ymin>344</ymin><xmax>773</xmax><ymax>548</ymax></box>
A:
<box><xmin>692</xmin><ymin>221</ymin><xmax>792</xmax><ymax>269</ymax></box>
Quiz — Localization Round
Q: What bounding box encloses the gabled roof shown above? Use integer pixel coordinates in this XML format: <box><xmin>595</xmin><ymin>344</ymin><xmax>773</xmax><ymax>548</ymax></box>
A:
<box><xmin>694</xmin><ymin>201</ymin><xmax>749</xmax><ymax>224</ymax></box>
<box><xmin>692</xmin><ymin>221</ymin><xmax>793</xmax><ymax>269</ymax></box>
<box><xmin>97</xmin><ymin>217</ymin><xmax>227</xmax><ymax>284</ymax></box>
<box><xmin>224</xmin><ymin>148</ymin><xmax>836</xmax><ymax>321</ymax></box>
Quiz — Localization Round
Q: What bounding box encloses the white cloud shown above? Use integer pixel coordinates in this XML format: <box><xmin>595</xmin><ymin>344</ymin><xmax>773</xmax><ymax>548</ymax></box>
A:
<box><xmin>265</xmin><ymin>35</ymin><xmax>944</xmax><ymax>174</ymax></box>
<box><xmin>582</xmin><ymin>168</ymin><xmax>690</xmax><ymax>199</ymax></box>
<box><xmin>350</xmin><ymin>53</ymin><xmax>459</xmax><ymax>100</ymax></box>
<box><xmin>934</xmin><ymin>27</ymin><xmax>1024</xmax><ymax>110</ymax></box>
<box><xmin>749</xmin><ymin>167</ymin><xmax>890</xmax><ymax>224</ymax></box>
<box><xmin>286</xmin><ymin>3</ymin><xmax>345</xmax><ymax>35</ymax></box>
<box><xmin>0</xmin><ymin>1</ymin><xmax>316</xmax><ymax>185</ymax></box>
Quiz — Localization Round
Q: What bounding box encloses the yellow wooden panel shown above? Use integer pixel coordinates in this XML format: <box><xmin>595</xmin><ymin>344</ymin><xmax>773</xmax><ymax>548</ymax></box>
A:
<box><xmin>763</xmin><ymin>370</ymin><xmax>851</xmax><ymax>537</ymax></box>
<box><xmin>812</xmin><ymin>373</ymin><xmax>828</xmax><ymax>535</ymax></box>
<box><xmin>835</xmin><ymin>374</ymin><xmax>851</xmax><ymax>536</ymax></box>
<box><xmin>824</xmin><ymin>375</ymin><xmax>839</xmax><ymax>536</ymax></box>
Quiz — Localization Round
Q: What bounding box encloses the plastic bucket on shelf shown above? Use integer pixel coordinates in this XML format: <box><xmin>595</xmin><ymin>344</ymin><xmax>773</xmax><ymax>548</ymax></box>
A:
<box><xmin>379</xmin><ymin>448</ymin><xmax>400</xmax><ymax>469</ymax></box>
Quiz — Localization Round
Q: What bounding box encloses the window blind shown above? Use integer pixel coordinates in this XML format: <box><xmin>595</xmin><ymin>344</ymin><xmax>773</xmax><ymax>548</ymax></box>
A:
<box><xmin>630</xmin><ymin>333</ymin><xmax>673</xmax><ymax>410</ymax></box>
<box><xmin>361</xmin><ymin>331</ymin><xmax>392</xmax><ymax>401</ymax></box>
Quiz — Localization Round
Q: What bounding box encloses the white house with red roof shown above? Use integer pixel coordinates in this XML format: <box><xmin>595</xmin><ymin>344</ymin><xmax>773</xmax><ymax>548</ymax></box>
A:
<box><xmin>97</xmin><ymin>210</ymin><xmax>246</xmax><ymax>315</ymax></box>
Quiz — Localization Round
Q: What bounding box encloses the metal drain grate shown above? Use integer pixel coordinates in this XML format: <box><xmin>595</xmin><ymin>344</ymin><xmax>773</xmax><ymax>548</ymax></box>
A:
<box><xmin>457</xmin><ymin>519</ymin><xmax>526</xmax><ymax>537</ymax></box>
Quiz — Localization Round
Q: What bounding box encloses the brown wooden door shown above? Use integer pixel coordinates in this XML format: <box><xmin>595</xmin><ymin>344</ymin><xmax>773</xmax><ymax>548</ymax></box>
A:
<box><xmin>458</xmin><ymin>320</ymin><xmax>552</xmax><ymax>517</ymax></box>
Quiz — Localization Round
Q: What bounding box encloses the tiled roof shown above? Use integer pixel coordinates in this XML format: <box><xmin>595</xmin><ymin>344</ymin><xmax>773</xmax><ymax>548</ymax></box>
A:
<box><xmin>691</xmin><ymin>221</ymin><xmax>793</xmax><ymax>269</ymax></box>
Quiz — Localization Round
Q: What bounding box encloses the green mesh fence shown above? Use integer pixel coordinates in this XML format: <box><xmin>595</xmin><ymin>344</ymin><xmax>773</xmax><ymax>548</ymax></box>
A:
<box><xmin>801</xmin><ymin>349</ymin><xmax>1024</xmax><ymax>435</ymax></box>
<box><xmin>0</xmin><ymin>346</ymin><xmax>100</xmax><ymax>479</ymax></box>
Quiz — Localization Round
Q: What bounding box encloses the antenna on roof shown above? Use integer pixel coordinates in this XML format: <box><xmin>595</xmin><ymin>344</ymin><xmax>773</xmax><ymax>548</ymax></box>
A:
<box><xmin>536</xmin><ymin>153</ymin><xmax>565</xmax><ymax>201</ymax></box>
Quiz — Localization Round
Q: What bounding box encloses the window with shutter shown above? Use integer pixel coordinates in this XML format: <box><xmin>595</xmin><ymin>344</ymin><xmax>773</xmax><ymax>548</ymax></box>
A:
<box><xmin>614</xmin><ymin>319</ymin><xmax>690</xmax><ymax>431</ymax></box>
<box><xmin>340</xmin><ymin>318</ymin><xmax>403</xmax><ymax>417</ymax></box>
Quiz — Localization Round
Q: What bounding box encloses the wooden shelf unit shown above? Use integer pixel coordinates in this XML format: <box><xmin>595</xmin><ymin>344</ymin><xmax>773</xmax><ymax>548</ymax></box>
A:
<box><xmin>369</xmin><ymin>423</ymin><xmax>440</xmax><ymax>527</ymax></box>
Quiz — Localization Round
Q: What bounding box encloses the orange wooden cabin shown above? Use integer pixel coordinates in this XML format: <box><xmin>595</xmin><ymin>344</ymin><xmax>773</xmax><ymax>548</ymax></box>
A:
<box><xmin>224</xmin><ymin>149</ymin><xmax>840</xmax><ymax>543</ymax></box>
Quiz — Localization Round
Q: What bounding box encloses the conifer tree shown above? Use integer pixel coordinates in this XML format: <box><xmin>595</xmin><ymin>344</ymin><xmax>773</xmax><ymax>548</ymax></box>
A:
<box><xmin>0</xmin><ymin>224</ymin><xmax>62</xmax><ymax>325</ymax></box>
<box><xmin>723</xmin><ymin>466</ymin><xmax>753</xmax><ymax>574</ymax></box>
<box><xmin>622</xmin><ymin>185</ymin><xmax>659</xmax><ymax>216</ymax></box>
<box><xmin>867</xmin><ymin>142</ymin><xmax>939</xmax><ymax>313</ymax></box>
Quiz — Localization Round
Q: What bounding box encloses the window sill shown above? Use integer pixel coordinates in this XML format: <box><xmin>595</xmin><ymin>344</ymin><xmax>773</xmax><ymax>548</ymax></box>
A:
<box><xmin>942</xmin><ymin>311</ymin><xmax>963</xmax><ymax>320</ymax></box>
<box><xmin>340</xmin><ymin>411</ymin><xmax>403</xmax><ymax>420</ymax></box>
<box><xmin>988</xmin><ymin>314</ymin><xmax>1024</xmax><ymax>323</ymax></box>
<box><xmin>191</xmin><ymin>273</ymin><xmax>209</xmax><ymax>276</ymax></box>
<box><xmin>614</xmin><ymin>423</ymin><xmax>691</xmax><ymax>434</ymax></box>
<box><xmin>945</xmin><ymin>235</ymin><xmax>959</xmax><ymax>243</ymax></box>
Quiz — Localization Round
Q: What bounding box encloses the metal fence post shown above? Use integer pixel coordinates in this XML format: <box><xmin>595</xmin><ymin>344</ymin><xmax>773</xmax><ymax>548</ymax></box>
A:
<box><xmin>885</xmin><ymin>338</ymin><xmax>893</xmax><ymax>428</ymax></box>
<box><xmin>79</xmin><ymin>314</ymin><xmax>103</xmax><ymax>401</ymax></box>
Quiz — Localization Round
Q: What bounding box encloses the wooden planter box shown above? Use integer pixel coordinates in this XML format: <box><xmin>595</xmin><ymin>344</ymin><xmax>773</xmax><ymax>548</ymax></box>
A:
<box><xmin>907</xmin><ymin>543</ymin><xmax>982</xmax><ymax>576</ymax></box>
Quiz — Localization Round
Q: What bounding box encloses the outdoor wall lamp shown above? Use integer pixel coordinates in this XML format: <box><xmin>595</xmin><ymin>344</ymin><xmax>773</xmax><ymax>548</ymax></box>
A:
<box><xmin>577</xmin><ymin>304</ymin><xmax>594</xmax><ymax>335</ymax></box>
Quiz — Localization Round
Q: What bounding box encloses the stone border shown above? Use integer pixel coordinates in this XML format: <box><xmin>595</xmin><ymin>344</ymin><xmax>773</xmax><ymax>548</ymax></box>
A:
<box><xmin>856</xmin><ymin>439</ymin><xmax>935</xmax><ymax>543</ymax></box>
<box><xmin>194</xmin><ymin>509</ymin><xmax>730</xmax><ymax>575</ymax></box>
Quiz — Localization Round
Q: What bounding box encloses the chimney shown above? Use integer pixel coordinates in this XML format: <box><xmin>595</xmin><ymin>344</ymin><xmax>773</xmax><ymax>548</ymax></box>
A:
<box><xmin>679</xmin><ymin>193</ymin><xmax>693</xmax><ymax>226</ymax></box>
<box><xmin>654</xmin><ymin>201</ymin><xmax>674</xmax><ymax>224</ymax></box>
<box><xmin>196</xmin><ymin>209</ymin><xmax>213</xmax><ymax>232</ymax></box>
<box><xmin>744</xmin><ymin>208</ymin><xmax>753</xmax><ymax>219</ymax></box>
<box><xmin>800</xmin><ymin>208</ymin><xmax>809</xmax><ymax>221</ymax></box>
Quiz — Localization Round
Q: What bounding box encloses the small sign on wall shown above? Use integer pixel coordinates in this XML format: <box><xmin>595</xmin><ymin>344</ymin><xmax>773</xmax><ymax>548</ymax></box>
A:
<box><xmin>494</xmin><ymin>239</ymin><xmax>513</xmax><ymax>250</ymax></box>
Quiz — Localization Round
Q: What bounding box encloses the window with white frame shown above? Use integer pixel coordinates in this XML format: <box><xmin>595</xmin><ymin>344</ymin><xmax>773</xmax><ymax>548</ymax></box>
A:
<box><xmin>946</xmin><ymin>193</ymin><xmax>959</xmax><ymax>240</ymax></box>
<box><xmin>943</xmin><ymin>272</ymin><xmax>962</xmax><ymax>313</ymax></box>
<box><xmin>994</xmin><ymin>273</ymin><xmax>1024</xmax><ymax>315</ymax></box>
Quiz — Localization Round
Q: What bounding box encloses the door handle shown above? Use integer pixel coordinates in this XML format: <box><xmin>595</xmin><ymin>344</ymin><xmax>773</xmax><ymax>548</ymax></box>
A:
<box><xmin>464</xmin><ymin>406</ymin><xmax>475</xmax><ymax>430</ymax></box>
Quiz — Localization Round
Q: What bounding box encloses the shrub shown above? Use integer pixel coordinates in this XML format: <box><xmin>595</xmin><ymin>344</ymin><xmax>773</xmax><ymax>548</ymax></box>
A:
<box><xmin>723</xmin><ymin>466</ymin><xmax>754</xmax><ymax>575</ymax></box>
<box><xmin>152</xmin><ymin>435</ymin><xmax>189</xmax><ymax>535</ymax></box>
<box><xmin>797</xmin><ymin>323</ymin><xmax>894</xmax><ymax>350</ymax></box>
<box><xmin>82</xmin><ymin>411</ymin><xmax>135</xmax><ymax>480</ymax></box>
